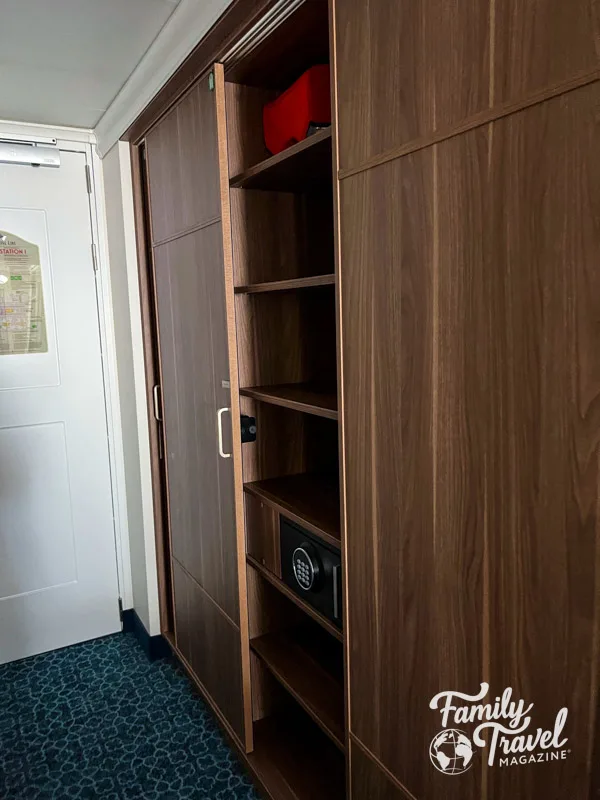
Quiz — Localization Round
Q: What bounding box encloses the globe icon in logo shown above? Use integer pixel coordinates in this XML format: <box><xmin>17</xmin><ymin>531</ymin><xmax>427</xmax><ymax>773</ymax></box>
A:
<box><xmin>429</xmin><ymin>729</ymin><xmax>474</xmax><ymax>775</ymax></box>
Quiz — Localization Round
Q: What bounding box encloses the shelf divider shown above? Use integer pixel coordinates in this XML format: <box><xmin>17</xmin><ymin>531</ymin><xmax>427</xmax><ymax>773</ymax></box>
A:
<box><xmin>229</xmin><ymin>128</ymin><xmax>332</xmax><ymax>191</ymax></box>
<box><xmin>234</xmin><ymin>273</ymin><xmax>335</xmax><ymax>295</ymax></box>
<box><xmin>239</xmin><ymin>382</ymin><xmax>338</xmax><ymax>420</ymax></box>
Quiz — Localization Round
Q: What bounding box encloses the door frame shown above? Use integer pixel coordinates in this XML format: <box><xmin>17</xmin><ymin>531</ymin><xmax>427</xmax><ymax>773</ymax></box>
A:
<box><xmin>0</xmin><ymin>118</ymin><xmax>133</xmax><ymax>615</ymax></box>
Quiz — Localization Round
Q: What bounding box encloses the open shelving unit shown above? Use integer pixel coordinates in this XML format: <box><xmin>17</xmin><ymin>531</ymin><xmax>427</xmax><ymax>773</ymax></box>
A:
<box><xmin>247</xmin><ymin>711</ymin><xmax>345</xmax><ymax>800</ymax></box>
<box><xmin>222</xmin><ymin>0</ymin><xmax>345</xmax><ymax>794</ymax></box>
<box><xmin>251</xmin><ymin>627</ymin><xmax>345</xmax><ymax>750</ymax></box>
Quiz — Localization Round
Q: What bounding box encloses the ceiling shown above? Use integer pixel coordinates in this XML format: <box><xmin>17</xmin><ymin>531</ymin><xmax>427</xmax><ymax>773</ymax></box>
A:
<box><xmin>0</xmin><ymin>0</ymin><xmax>182</xmax><ymax>129</ymax></box>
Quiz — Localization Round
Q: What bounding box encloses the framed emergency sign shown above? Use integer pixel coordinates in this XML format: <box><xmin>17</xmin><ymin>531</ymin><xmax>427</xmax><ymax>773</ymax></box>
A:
<box><xmin>0</xmin><ymin>230</ymin><xmax>48</xmax><ymax>355</ymax></box>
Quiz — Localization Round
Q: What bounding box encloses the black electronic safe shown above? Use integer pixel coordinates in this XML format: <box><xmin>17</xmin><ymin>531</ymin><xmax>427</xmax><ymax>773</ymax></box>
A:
<box><xmin>280</xmin><ymin>517</ymin><xmax>342</xmax><ymax>628</ymax></box>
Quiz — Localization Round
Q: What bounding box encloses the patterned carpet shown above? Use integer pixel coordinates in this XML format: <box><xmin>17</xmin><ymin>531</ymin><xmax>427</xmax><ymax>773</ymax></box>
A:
<box><xmin>0</xmin><ymin>633</ymin><xmax>260</xmax><ymax>799</ymax></box>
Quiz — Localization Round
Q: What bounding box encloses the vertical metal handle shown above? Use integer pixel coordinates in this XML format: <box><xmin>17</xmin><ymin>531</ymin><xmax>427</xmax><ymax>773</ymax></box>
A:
<box><xmin>217</xmin><ymin>407</ymin><xmax>232</xmax><ymax>458</ymax></box>
<box><xmin>153</xmin><ymin>385</ymin><xmax>162</xmax><ymax>422</ymax></box>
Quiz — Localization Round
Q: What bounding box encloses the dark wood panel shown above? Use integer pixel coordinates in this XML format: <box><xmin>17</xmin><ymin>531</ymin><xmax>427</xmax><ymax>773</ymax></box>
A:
<box><xmin>153</xmin><ymin>225</ymin><xmax>239</xmax><ymax>624</ymax></box>
<box><xmin>350</xmin><ymin>741</ymin><xmax>415</xmax><ymax>800</ymax></box>
<box><xmin>230</xmin><ymin>190</ymin><xmax>307</xmax><ymax>286</ymax></box>
<box><xmin>173</xmin><ymin>551</ymin><xmax>191</xmax><ymax>660</ymax></box>
<box><xmin>230</xmin><ymin>187</ymin><xmax>334</xmax><ymax>286</ymax></box>
<box><xmin>341</xmin><ymin>83</ymin><xmax>600</xmax><ymax>799</ymax></box>
<box><xmin>333</xmin><ymin>0</ymin><xmax>490</xmax><ymax>170</ymax></box>
<box><xmin>482</xmin><ymin>82</ymin><xmax>600</xmax><ymax>800</ymax></box>
<box><xmin>172</xmin><ymin>560</ymin><xmax>246</xmax><ymax>744</ymax></box>
<box><xmin>235</xmin><ymin>286</ymin><xmax>337</xmax><ymax>389</ymax></box>
<box><xmin>245</xmin><ymin>491</ymin><xmax>281</xmax><ymax>577</ymax></box>
<box><xmin>240</xmin><ymin>398</ymin><xmax>308</xmax><ymax>484</ymax></box>
<box><xmin>493</xmin><ymin>0</ymin><xmax>600</xmax><ymax>105</ymax></box>
<box><xmin>146</xmin><ymin>81</ymin><xmax>220</xmax><ymax>243</ymax></box>
<box><xmin>340</xmin><ymin>148</ymin><xmax>484</xmax><ymax>799</ymax></box>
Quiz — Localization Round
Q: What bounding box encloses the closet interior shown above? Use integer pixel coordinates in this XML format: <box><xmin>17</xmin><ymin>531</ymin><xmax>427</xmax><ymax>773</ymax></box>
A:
<box><xmin>222</xmin><ymin>1</ymin><xmax>344</xmax><ymax>796</ymax></box>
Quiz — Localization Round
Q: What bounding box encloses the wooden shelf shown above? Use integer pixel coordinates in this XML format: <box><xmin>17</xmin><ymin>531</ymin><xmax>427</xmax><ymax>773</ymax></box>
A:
<box><xmin>244</xmin><ymin>473</ymin><xmax>340</xmax><ymax>549</ymax></box>
<box><xmin>240</xmin><ymin>382</ymin><xmax>338</xmax><ymax>420</ymax></box>
<box><xmin>251</xmin><ymin>630</ymin><xmax>345</xmax><ymax>750</ymax></box>
<box><xmin>229</xmin><ymin>128</ymin><xmax>332</xmax><ymax>191</ymax></box>
<box><xmin>248</xmin><ymin>556</ymin><xmax>343</xmax><ymax>642</ymax></box>
<box><xmin>247</xmin><ymin>711</ymin><xmax>346</xmax><ymax>800</ymax></box>
<box><xmin>234</xmin><ymin>273</ymin><xmax>335</xmax><ymax>295</ymax></box>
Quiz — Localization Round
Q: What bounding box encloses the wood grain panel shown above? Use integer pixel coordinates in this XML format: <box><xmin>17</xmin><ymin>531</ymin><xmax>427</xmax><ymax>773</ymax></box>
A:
<box><xmin>493</xmin><ymin>0</ymin><xmax>600</xmax><ymax>105</ymax></box>
<box><xmin>245</xmin><ymin>491</ymin><xmax>281</xmax><ymax>577</ymax></box>
<box><xmin>235</xmin><ymin>286</ymin><xmax>337</xmax><ymax>389</ymax></box>
<box><xmin>173</xmin><ymin>552</ymin><xmax>192</xmax><ymax>661</ymax></box>
<box><xmin>482</xmin><ymin>83</ymin><xmax>600</xmax><ymax>800</ymax></box>
<box><xmin>240</xmin><ymin>399</ymin><xmax>307</xmax><ymax>484</ymax></box>
<box><xmin>340</xmin><ymin>149</ymin><xmax>484</xmax><ymax>798</ymax></box>
<box><xmin>247</xmin><ymin>562</ymin><xmax>307</xmax><ymax>641</ymax></box>
<box><xmin>153</xmin><ymin>225</ymin><xmax>239</xmax><ymax>624</ymax></box>
<box><xmin>146</xmin><ymin>81</ymin><xmax>220</xmax><ymax>244</ymax></box>
<box><xmin>333</xmin><ymin>0</ymin><xmax>490</xmax><ymax>170</ymax></box>
<box><xmin>230</xmin><ymin>190</ymin><xmax>307</xmax><ymax>286</ymax></box>
<box><xmin>341</xmin><ymin>82</ymin><xmax>600</xmax><ymax>799</ymax></box>
<box><xmin>172</xmin><ymin>560</ymin><xmax>246</xmax><ymax>743</ymax></box>
<box><xmin>350</xmin><ymin>741</ymin><xmax>415</xmax><ymax>800</ymax></box>
<box><xmin>229</xmin><ymin>187</ymin><xmax>334</xmax><ymax>286</ymax></box>
<box><xmin>225</xmin><ymin>83</ymin><xmax>277</xmax><ymax>178</ymax></box>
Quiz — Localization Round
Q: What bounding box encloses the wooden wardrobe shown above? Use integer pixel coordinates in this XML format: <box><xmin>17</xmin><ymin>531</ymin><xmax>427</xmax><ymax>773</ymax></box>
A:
<box><xmin>130</xmin><ymin>0</ymin><xmax>600</xmax><ymax>797</ymax></box>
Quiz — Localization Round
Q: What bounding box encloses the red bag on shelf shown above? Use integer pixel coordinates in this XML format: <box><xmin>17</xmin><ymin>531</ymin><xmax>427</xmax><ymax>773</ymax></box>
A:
<box><xmin>263</xmin><ymin>65</ymin><xmax>331</xmax><ymax>155</ymax></box>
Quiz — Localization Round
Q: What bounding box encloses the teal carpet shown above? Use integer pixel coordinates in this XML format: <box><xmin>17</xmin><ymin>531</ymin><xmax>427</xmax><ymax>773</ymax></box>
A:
<box><xmin>0</xmin><ymin>633</ymin><xmax>260</xmax><ymax>799</ymax></box>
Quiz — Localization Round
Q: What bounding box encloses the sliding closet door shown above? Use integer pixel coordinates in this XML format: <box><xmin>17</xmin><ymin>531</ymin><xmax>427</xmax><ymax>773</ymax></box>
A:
<box><xmin>334</xmin><ymin>1</ymin><xmax>600</xmax><ymax>798</ymax></box>
<box><xmin>145</xmin><ymin>72</ymin><xmax>251</xmax><ymax>750</ymax></box>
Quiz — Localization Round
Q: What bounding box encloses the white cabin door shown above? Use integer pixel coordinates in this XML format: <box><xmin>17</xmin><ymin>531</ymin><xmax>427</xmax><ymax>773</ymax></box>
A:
<box><xmin>0</xmin><ymin>145</ymin><xmax>120</xmax><ymax>664</ymax></box>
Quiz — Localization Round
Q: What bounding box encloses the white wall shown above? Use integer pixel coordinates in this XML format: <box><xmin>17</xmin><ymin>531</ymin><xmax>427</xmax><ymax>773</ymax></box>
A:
<box><xmin>102</xmin><ymin>142</ymin><xmax>160</xmax><ymax>636</ymax></box>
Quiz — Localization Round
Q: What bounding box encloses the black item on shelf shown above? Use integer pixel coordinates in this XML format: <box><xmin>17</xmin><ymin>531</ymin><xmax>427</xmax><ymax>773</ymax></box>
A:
<box><xmin>240</xmin><ymin>414</ymin><xmax>257</xmax><ymax>443</ymax></box>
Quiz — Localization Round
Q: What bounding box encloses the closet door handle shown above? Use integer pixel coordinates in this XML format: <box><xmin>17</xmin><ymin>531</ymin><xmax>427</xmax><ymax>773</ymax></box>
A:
<box><xmin>217</xmin><ymin>407</ymin><xmax>232</xmax><ymax>459</ymax></box>
<box><xmin>153</xmin><ymin>384</ymin><xmax>162</xmax><ymax>422</ymax></box>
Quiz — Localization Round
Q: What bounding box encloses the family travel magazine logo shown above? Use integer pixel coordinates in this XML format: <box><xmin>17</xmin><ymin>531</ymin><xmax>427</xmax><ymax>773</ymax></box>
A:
<box><xmin>428</xmin><ymin>683</ymin><xmax>570</xmax><ymax>775</ymax></box>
